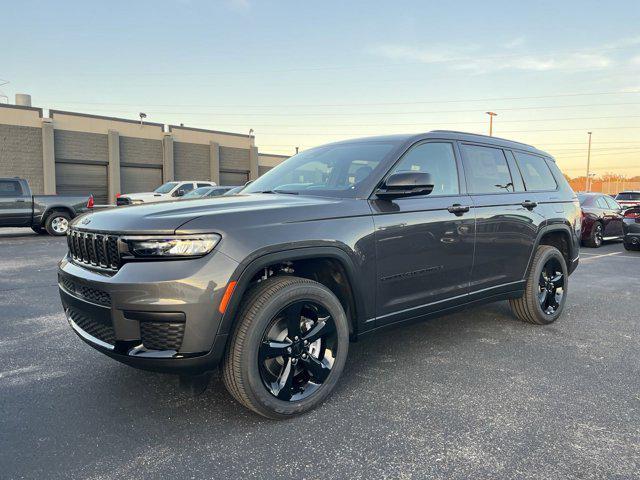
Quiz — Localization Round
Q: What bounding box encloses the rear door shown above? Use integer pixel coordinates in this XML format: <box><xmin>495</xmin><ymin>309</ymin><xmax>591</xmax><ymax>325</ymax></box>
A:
<box><xmin>602</xmin><ymin>196</ymin><xmax>624</xmax><ymax>237</ymax></box>
<box><xmin>0</xmin><ymin>179</ymin><xmax>31</xmax><ymax>227</ymax></box>
<box><xmin>460</xmin><ymin>144</ymin><xmax>544</xmax><ymax>293</ymax></box>
<box><xmin>371</xmin><ymin>140</ymin><xmax>475</xmax><ymax>325</ymax></box>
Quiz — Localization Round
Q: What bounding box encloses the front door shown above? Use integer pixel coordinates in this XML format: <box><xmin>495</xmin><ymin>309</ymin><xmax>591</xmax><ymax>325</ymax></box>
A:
<box><xmin>0</xmin><ymin>179</ymin><xmax>31</xmax><ymax>227</ymax></box>
<box><xmin>371</xmin><ymin>141</ymin><xmax>475</xmax><ymax>326</ymax></box>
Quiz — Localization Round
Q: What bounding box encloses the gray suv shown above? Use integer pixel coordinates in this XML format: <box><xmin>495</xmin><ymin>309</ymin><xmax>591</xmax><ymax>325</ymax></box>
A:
<box><xmin>58</xmin><ymin>131</ymin><xmax>580</xmax><ymax>418</ymax></box>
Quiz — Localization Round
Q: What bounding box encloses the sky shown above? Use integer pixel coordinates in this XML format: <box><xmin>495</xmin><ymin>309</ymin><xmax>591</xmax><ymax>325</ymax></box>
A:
<box><xmin>2</xmin><ymin>0</ymin><xmax>640</xmax><ymax>177</ymax></box>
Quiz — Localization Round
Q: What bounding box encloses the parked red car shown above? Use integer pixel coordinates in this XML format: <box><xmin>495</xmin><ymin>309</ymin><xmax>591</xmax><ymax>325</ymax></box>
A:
<box><xmin>615</xmin><ymin>191</ymin><xmax>640</xmax><ymax>209</ymax></box>
<box><xmin>578</xmin><ymin>193</ymin><xmax>625</xmax><ymax>248</ymax></box>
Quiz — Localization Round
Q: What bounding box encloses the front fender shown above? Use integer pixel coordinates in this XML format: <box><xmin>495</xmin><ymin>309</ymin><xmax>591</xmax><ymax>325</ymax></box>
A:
<box><xmin>215</xmin><ymin>244</ymin><xmax>366</xmax><ymax>339</ymax></box>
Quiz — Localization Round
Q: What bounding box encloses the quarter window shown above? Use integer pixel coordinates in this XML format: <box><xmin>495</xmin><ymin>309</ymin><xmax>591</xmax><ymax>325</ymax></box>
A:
<box><xmin>513</xmin><ymin>152</ymin><xmax>557</xmax><ymax>191</ymax></box>
<box><xmin>389</xmin><ymin>142</ymin><xmax>459</xmax><ymax>196</ymax></box>
<box><xmin>460</xmin><ymin>144</ymin><xmax>514</xmax><ymax>194</ymax></box>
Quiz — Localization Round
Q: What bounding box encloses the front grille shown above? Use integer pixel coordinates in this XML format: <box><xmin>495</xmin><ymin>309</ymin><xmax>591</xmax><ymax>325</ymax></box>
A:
<box><xmin>140</xmin><ymin>322</ymin><xmax>185</xmax><ymax>351</ymax></box>
<box><xmin>67</xmin><ymin>306</ymin><xmax>115</xmax><ymax>345</ymax></box>
<box><xmin>116</xmin><ymin>197</ymin><xmax>131</xmax><ymax>206</ymax></box>
<box><xmin>68</xmin><ymin>229</ymin><xmax>120</xmax><ymax>271</ymax></box>
<box><xmin>59</xmin><ymin>275</ymin><xmax>111</xmax><ymax>307</ymax></box>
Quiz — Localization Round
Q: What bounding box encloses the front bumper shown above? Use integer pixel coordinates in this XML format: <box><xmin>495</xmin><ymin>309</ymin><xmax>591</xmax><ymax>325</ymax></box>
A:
<box><xmin>59</xmin><ymin>250</ymin><xmax>239</xmax><ymax>374</ymax></box>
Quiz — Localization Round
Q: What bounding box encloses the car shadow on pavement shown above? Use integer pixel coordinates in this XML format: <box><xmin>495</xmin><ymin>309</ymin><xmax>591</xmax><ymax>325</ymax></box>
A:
<box><xmin>93</xmin><ymin>301</ymin><xmax>521</xmax><ymax>423</ymax></box>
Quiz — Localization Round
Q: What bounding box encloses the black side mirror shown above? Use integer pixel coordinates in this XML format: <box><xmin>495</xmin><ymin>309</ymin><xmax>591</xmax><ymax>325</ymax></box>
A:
<box><xmin>174</xmin><ymin>189</ymin><xmax>185</xmax><ymax>197</ymax></box>
<box><xmin>375</xmin><ymin>172</ymin><xmax>434</xmax><ymax>199</ymax></box>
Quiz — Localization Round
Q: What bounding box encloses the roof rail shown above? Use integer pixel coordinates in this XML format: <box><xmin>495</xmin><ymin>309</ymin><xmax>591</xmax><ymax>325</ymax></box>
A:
<box><xmin>430</xmin><ymin>130</ymin><xmax>536</xmax><ymax>149</ymax></box>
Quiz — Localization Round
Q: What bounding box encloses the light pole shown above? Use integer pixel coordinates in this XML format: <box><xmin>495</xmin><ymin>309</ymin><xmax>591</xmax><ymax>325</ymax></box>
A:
<box><xmin>486</xmin><ymin>112</ymin><xmax>498</xmax><ymax>136</ymax></box>
<box><xmin>586</xmin><ymin>131</ymin><xmax>592</xmax><ymax>191</ymax></box>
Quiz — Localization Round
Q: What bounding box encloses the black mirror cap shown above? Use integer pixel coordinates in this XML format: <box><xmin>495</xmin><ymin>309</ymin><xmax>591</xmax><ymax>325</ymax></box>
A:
<box><xmin>376</xmin><ymin>172</ymin><xmax>435</xmax><ymax>199</ymax></box>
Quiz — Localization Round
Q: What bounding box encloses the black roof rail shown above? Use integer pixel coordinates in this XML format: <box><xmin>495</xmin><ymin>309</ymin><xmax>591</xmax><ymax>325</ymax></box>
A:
<box><xmin>429</xmin><ymin>130</ymin><xmax>536</xmax><ymax>149</ymax></box>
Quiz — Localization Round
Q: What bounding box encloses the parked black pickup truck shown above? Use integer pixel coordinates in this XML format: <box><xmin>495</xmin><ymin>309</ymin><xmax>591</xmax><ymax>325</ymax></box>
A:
<box><xmin>0</xmin><ymin>177</ymin><xmax>93</xmax><ymax>235</ymax></box>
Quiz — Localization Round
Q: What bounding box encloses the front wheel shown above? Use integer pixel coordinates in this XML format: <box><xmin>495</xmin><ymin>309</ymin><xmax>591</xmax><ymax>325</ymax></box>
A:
<box><xmin>223</xmin><ymin>276</ymin><xmax>349</xmax><ymax>419</ymax></box>
<box><xmin>510</xmin><ymin>245</ymin><xmax>568</xmax><ymax>325</ymax></box>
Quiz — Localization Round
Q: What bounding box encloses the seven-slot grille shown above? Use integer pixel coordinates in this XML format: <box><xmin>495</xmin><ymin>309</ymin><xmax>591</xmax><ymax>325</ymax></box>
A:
<box><xmin>68</xmin><ymin>229</ymin><xmax>121</xmax><ymax>270</ymax></box>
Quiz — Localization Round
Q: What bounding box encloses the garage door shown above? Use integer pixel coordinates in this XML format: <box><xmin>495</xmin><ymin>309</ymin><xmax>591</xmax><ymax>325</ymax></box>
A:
<box><xmin>220</xmin><ymin>170</ymin><xmax>249</xmax><ymax>186</ymax></box>
<box><xmin>56</xmin><ymin>162</ymin><xmax>108</xmax><ymax>204</ymax></box>
<box><xmin>120</xmin><ymin>166</ymin><xmax>163</xmax><ymax>194</ymax></box>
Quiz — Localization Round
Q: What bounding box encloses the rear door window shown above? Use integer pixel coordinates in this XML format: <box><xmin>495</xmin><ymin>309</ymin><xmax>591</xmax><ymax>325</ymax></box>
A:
<box><xmin>0</xmin><ymin>180</ymin><xmax>23</xmax><ymax>196</ymax></box>
<box><xmin>595</xmin><ymin>197</ymin><xmax>609</xmax><ymax>209</ymax></box>
<box><xmin>513</xmin><ymin>152</ymin><xmax>557</xmax><ymax>191</ymax></box>
<box><xmin>460</xmin><ymin>144</ymin><xmax>514</xmax><ymax>194</ymax></box>
<box><xmin>604</xmin><ymin>196</ymin><xmax>621</xmax><ymax>209</ymax></box>
<box><xmin>197</xmin><ymin>183</ymin><xmax>211</xmax><ymax>188</ymax></box>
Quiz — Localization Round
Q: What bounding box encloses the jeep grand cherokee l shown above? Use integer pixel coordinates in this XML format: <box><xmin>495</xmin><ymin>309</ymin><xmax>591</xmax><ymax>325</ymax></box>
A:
<box><xmin>58</xmin><ymin>131</ymin><xmax>580</xmax><ymax>419</ymax></box>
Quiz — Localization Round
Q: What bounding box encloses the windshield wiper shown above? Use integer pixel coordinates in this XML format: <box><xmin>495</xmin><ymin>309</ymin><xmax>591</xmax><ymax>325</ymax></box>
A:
<box><xmin>257</xmin><ymin>189</ymin><xmax>299</xmax><ymax>195</ymax></box>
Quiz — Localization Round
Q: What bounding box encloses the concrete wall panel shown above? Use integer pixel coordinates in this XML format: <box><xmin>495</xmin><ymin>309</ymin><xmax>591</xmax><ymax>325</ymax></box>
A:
<box><xmin>174</xmin><ymin>142</ymin><xmax>210</xmax><ymax>181</ymax></box>
<box><xmin>119</xmin><ymin>136</ymin><xmax>163</xmax><ymax>165</ymax></box>
<box><xmin>0</xmin><ymin>124</ymin><xmax>44</xmax><ymax>194</ymax></box>
<box><xmin>54</xmin><ymin>130</ymin><xmax>108</xmax><ymax>163</ymax></box>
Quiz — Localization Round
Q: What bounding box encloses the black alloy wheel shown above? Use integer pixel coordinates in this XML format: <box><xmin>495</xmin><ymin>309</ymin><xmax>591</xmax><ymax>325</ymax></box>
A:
<box><xmin>259</xmin><ymin>301</ymin><xmax>338</xmax><ymax>401</ymax></box>
<box><xmin>538</xmin><ymin>257</ymin><xmax>565</xmax><ymax>315</ymax></box>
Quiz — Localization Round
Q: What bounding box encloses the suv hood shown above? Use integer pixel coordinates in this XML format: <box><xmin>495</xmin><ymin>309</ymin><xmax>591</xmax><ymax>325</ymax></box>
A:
<box><xmin>70</xmin><ymin>193</ymin><xmax>354</xmax><ymax>234</ymax></box>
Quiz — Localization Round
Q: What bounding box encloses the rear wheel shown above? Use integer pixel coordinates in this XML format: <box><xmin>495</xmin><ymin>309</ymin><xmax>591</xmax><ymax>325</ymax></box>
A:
<box><xmin>510</xmin><ymin>245</ymin><xmax>568</xmax><ymax>325</ymax></box>
<box><xmin>45</xmin><ymin>212</ymin><xmax>71</xmax><ymax>236</ymax></box>
<box><xmin>223</xmin><ymin>276</ymin><xmax>349</xmax><ymax>419</ymax></box>
<box><xmin>583</xmin><ymin>222</ymin><xmax>603</xmax><ymax>248</ymax></box>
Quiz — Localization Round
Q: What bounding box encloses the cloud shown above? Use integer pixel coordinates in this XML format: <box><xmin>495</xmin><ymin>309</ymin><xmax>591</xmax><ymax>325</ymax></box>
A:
<box><xmin>371</xmin><ymin>42</ymin><xmax>616</xmax><ymax>74</ymax></box>
<box><xmin>504</xmin><ymin>36</ymin><xmax>525</xmax><ymax>49</ymax></box>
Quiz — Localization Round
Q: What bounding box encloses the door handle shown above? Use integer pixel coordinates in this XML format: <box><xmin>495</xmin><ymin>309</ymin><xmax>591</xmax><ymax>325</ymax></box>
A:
<box><xmin>447</xmin><ymin>204</ymin><xmax>470</xmax><ymax>215</ymax></box>
<box><xmin>16</xmin><ymin>199</ymin><xmax>26</xmax><ymax>203</ymax></box>
<box><xmin>521</xmin><ymin>200</ymin><xmax>538</xmax><ymax>210</ymax></box>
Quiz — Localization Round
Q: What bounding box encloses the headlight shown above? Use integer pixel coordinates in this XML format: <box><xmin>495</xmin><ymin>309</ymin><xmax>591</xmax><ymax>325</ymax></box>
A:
<box><xmin>120</xmin><ymin>234</ymin><xmax>221</xmax><ymax>258</ymax></box>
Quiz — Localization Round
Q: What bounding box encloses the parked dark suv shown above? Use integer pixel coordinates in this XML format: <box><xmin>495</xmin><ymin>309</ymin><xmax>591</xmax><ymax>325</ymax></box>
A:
<box><xmin>58</xmin><ymin>131</ymin><xmax>580</xmax><ymax>418</ymax></box>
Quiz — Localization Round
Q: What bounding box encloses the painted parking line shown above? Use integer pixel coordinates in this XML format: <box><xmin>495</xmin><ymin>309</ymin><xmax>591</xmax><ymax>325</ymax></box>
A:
<box><xmin>581</xmin><ymin>252</ymin><xmax>640</xmax><ymax>261</ymax></box>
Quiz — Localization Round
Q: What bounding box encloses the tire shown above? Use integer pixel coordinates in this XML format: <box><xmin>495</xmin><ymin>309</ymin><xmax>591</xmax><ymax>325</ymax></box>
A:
<box><xmin>223</xmin><ymin>275</ymin><xmax>349</xmax><ymax>419</ymax></box>
<box><xmin>45</xmin><ymin>212</ymin><xmax>71</xmax><ymax>236</ymax></box>
<box><xmin>583</xmin><ymin>221</ymin><xmax>603</xmax><ymax>248</ymax></box>
<box><xmin>624</xmin><ymin>241</ymin><xmax>639</xmax><ymax>251</ymax></box>
<box><xmin>31</xmin><ymin>226</ymin><xmax>47</xmax><ymax>235</ymax></box>
<box><xmin>509</xmin><ymin>245</ymin><xmax>568</xmax><ymax>325</ymax></box>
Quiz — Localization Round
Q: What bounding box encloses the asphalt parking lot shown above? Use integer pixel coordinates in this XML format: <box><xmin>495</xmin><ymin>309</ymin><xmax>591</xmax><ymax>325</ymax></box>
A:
<box><xmin>1</xmin><ymin>228</ymin><xmax>638</xmax><ymax>479</ymax></box>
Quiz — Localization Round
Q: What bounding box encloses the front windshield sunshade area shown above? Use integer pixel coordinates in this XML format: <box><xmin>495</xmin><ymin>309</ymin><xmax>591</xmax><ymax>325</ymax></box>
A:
<box><xmin>243</xmin><ymin>142</ymin><xmax>398</xmax><ymax>197</ymax></box>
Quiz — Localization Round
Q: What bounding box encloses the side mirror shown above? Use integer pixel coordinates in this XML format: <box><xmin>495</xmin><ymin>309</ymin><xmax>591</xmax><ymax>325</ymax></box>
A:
<box><xmin>375</xmin><ymin>172</ymin><xmax>434</xmax><ymax>199</ymax></box>
<box><xmin>174</xmin><ymin>189</ymin><xmax>186</xmax><ymax>197</ymax></box>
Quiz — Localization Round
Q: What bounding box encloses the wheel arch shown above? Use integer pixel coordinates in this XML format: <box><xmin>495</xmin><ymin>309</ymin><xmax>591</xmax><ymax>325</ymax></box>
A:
<box><xmin>525</xmin><ymin>225</ymin><xmax>575</xmax><ymax>277</ymax></box>
<box><xmin>217</xmin><ymin>246</ymin><xmax>364</xmax><ymax>340</ymax></box>
<box><xmin>41</xmin><ymin>206</ymin><xmax>75</xmax><ymax>226</ymax></box>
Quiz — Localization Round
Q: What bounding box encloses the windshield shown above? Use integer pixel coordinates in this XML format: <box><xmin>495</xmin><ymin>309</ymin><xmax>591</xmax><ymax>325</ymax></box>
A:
<box><xmin>154</xmin><ymin>182</ymin><xmax>178</xmax><ymax>194</ymax></box>
<box><xmin>225</xmin><ymin>186</ymin><xmax>244</xmax><ymax>195</ymax></box>
<box><xmin>616</xmin><ymin>192</ymin><xmax>640</xmax><ymax>201</ymax></box>
<box><xmin>243</xmin><ymin>141</ymin><xmax>398</xmax><ymax>197</ymax></box>
<box><xmin>183</xmin><ymin>187</ymin><xmax>212</xmax><ymax>198</ymax></box>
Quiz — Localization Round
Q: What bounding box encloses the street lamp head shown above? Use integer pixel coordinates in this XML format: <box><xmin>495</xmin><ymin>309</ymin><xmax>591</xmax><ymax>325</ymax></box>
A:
<box><xmin>486</xmin><ymin>111</ymin><xmax>498</xmax><ymax>117</ymax></box>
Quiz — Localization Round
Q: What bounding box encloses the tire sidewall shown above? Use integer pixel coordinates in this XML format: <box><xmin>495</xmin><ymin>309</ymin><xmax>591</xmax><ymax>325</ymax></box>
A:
<box><xmin>240</xmin><ymin>281</ymin><xmax>349</xmax><ymax>417</ymax></box>
<box><xmin>592</xmin><ymin>222</ymin><xmax>603</xmax><ymax>247</ymax></box>
<box><xmin>46</xmin><ymin>213</ymin><xmax>70</xmax><ymax>236</ymax></box>
<box><xmin>531</xmin><ymin>247</ymin><xmax>568</xmax><ymax>323</ymax></box>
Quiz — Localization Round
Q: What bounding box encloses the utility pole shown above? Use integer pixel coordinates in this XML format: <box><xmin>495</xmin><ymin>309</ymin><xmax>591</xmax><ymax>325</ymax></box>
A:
<box><xmin>295</xmin><ymin>146</ymin><xmax>299</xmax><ymax>154</ymax></box>
<box><xmin>486</xmin><ymin>112</ymin><xmax>498</xmax><ymax>136</ymax></box>
<box><xmin>586</xmin><ymin>131</ymin><xmax>592</xmax><ymax>192</ymax></box>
